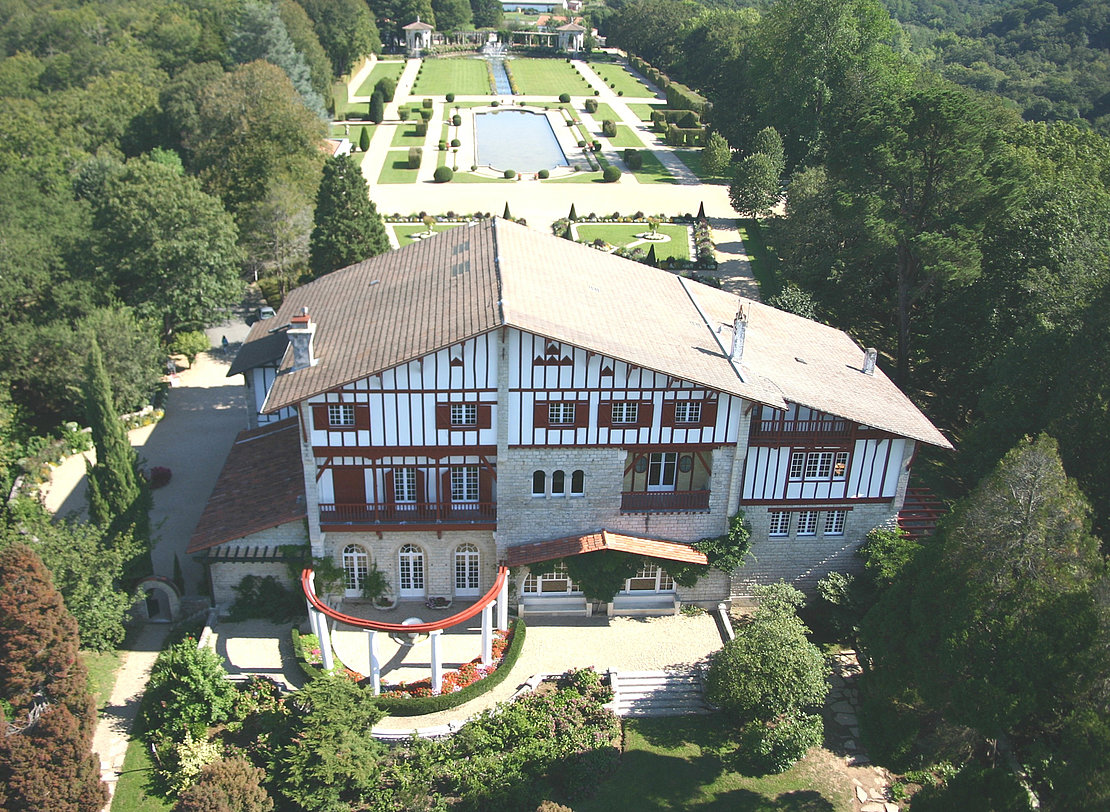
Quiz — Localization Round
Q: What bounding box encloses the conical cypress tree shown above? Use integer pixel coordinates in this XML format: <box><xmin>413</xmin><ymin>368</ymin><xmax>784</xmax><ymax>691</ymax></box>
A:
<box><xmin>309</xmin><ymin>154</ymin><xmax>390</xmax><ymax>278</ymax></box>
<box><xmin>646</xmin><ymin>243</ymin><xmax>658</xmax><ymax>266</ymax></box>
<box><xmin>697</xmin><ymin>201</ymin><xmax>706</xmax><ymax>221</ymax></box>
<box><xmin>568</xmin><ymin>202</ymin><xmax>577</xmax><ymax>220</ymax></box>
<box><xmin>0</xmin><ymin>545</ymin><xmax>107</xmax><ymax>812</ymax></box>
<box><xmin>358</xmin><ymin>126</ymin><xmax>370</xmax><ymax>152</ymax></box>
<box><xmin>503</xmin><ymin>201</ymin><xmax>512</xmax><ymax>220</ymax></box>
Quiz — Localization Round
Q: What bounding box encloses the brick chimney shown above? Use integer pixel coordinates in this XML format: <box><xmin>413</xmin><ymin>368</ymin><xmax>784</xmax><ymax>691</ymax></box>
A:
<box><xmin>730</xmin><ymin>305</ymin><xmax>748</xmax><ymax>363</ymax></box>
<box><xmin>862</xmin><ymin>347</ymin><xmax>877</xmax><ymax>375</ymax></box>
<box><xmin>288</xmin><ymin>307</ymin><xmax>318</xmax><ymax>370</ymax></box>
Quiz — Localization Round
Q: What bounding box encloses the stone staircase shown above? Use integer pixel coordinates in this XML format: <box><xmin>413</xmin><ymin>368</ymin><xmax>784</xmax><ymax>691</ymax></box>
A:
<box><xmin>608</xmin><ymin>669</ymin><xmax>714</xmax><ymax>717</ymax></box>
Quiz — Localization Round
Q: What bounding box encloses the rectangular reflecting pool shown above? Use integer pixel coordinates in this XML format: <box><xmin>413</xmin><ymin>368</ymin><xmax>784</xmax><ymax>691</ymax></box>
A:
<box><xmin>475</xmin><ymin>110</ymin><xmax>569</xmax><ymax>174</ymax></box>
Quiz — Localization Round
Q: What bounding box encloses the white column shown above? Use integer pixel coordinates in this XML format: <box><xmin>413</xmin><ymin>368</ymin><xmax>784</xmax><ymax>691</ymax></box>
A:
<box><xmin>481</xmin><ymin>603</ymin><xmax>493</xmax><ymax>666</ymax></box>
<box><xmin>430</xmin><ymin>630</ymin><xmax>443</xmax><ymax>693</ymax></box>
<box><xmin>319</xmin><ymin>615</ymin><xmax>334</xmax><ymax>671</ymax></box>
<box><xmin>368</xmin><ymin>630</ymin><xmax>381</xmax><ymax>695</ymax></box>
<box><xmin>496</xmin><ymin>577</ymin><xmax>509</xmax><ymax>632</ymax></box>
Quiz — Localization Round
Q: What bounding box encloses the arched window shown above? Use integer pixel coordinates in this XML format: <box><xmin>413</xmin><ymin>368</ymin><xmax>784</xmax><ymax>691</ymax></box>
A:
<box><xmin>398</xmin><ymin>544</ymin><xmax>424</xmax><ymax>597</ymax></box>
<box><xmin>342</xmin><ymin>545</ymin><xmax>369</xmax><ymax>597</ymax></box>
<box><xmin>551</xmin><ymin>469</ymin><xmax>566</xmax><ymax>496</ymax></box>
<box><xmin>455</xmin><ymin>543</ymin><xmax>480</xmax><ymax>596</ymax></box>
<box><xmin>532</xmin><ymin>470</ymin><xmax>546</xmax><ymax>497</ymax></box>
<box><xmin>570</xmin><ymin>469</ymin><xmax>585</xmax><ymax>496</ymax></box>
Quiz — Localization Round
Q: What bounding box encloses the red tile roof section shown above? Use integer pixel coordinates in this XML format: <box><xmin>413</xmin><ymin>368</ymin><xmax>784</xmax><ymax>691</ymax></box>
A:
<box><xmin>187</xmin><ymin>418</ymin><xmax>306</xmax><ymax>553</ymax></box>
<box><xmin>503</xmin><ymin>530</ymin><xmax>709</xmax><ymax>567</ymax></box>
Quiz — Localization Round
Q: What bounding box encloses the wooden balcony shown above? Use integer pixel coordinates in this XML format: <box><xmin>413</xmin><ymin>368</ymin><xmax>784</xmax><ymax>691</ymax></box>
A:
<box><xmin>319</xmin><ymin>501</ymin><xmax>496</xmax><ymax>528</ymax></box>
<box><xmin>749</xmin><ymin>418</ymin><xmax>851</xmax><ymax>443</ymax></box>
<box><xmin>620</xmin><ymin>490</ymin><xmax>711</xmax><ymax>513</ymax></box>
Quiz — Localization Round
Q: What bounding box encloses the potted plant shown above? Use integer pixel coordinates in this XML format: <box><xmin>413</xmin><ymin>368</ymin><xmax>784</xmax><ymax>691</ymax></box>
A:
<box><xmin>360</xmin><ymin>563</ymin><xmax>394</xmax><ymax>609</ymax></box>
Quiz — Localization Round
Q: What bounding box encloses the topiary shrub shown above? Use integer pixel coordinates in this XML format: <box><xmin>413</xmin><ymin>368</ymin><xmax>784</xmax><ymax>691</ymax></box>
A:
<box><xmin>399</xmin><ymin>108</ymin><xmax>410</xmax><ymax>121</ymax></box>
<box><xmin>623</xmin><ymin>148</ymin><xmax>643</xmax><ymax>170</ymax></box>
<box><xmin>419</xmin><ymin>108</ymin><xmax>432</xmax><ymax>121</ymax></box>
<box><xmin>559</xmin><ymin>92</ymin><xmax>571</xmax><ymax>103</ymax></box>
<box><xmin>601</xmin><ymin>119</ymin><xmax>617</xmax><ymax>137</ymax></box>
<box><xmin>369</xmin><ymin>92</ymin><xmax>384</xmax><ymax>124</ymax></box>
<box><xmin>450</xmin><ymin>138</ymin><xmax>460</xmax><ymax>147</ymax></box>
<box><xmin>585</xmin><ymin>98</ymin><xmax>598</xmax><ymax>113</ymax></box>
<box><xmin>602</xmin><ymin>166</ymin><xmax>621</xmax><ymax>182</ymax></box>
<box><xmin>422</xmin><ymin>97</ymin><xmax>433</xmax><ymax>108</ymax></box>
<box><xmin>358</xmin><ymin>126</ymin><xmax>370</xmax><ymax>152</ymax></box>
<box><xmin>433</xmin><ymin>165</ymin><xmax>454</xmax><ymax>183</ymax></box>
<box><xmin>415</xmin><ymin>121</ymin><xmax>428</xmax><ymax>137</ymax></box>
<box><xmin>438</xmin><ymin>140</ymin><xmax>447</xmax><ymax>150</ymax></box>
<box><xmin>538</xmin><ymin>169</ymin><xmax>549</xmax><ymax>179</ymax></box>
<box><xmin>374</xmin><ymin>76</ymin><xmax>397</xmax><ymax>102</ymax></box>
<box><xmin>408</xmin><ymin>146</ymin><xmax>421</xmax><ymax>168</ymax></box>
<box><xmin>504</xmin><ymin>168</ymin><xmax>516</xmax><ymax>179</ymax></box>
<box><xmin>452</xmin><ymin>114</ymin><xmax>462</xmax><ymax>126</ymax></box>
<box><xmin>446</xmin><ymin>92</ymin><xmax>455</xmax><ymax>102</ymax></box>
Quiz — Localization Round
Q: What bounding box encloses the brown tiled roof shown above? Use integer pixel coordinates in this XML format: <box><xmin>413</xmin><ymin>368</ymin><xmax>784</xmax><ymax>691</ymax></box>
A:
<box><xmin>242</xmin><ymin>218</ymin><xmax>949</xmax><ymax>448</ymax></box>
<box><xmin>187</xmin><ymin>418</ymin><xmax>306</xmax><ymax>553</ymax></box>
<box><xmin>503</xmin><ymin>530</ymin><xmax>709</xmax><ymax>567</ymax></box>
<box><xmin>228</xmin><ymin>328</ymin><xmax>287</xmax><ymax>376</ymax></box>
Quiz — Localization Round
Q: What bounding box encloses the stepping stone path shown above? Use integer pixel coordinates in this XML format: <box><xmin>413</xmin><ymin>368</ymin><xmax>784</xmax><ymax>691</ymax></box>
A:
<box><xmin>826</xmin><ymin>650</ymin><xmax>900</xmax><ymax>811</ymax></box>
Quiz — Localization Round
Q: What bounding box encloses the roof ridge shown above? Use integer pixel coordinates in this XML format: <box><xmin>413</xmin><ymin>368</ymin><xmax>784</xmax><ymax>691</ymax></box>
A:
<box><xmin>493</xmin><ymin>218</ymin><xmax>506</xmax><ymax>327</ymax></box>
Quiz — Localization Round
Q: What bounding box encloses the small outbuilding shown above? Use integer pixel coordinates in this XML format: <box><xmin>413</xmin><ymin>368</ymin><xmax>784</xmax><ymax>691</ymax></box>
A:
<box><xmin>403</xmin><ymin>18</ymin><xmax>434</xmax><ymax>56</ymax></box>
<box><xmin>556</xmin><ymin>22</ymin><xmax>585</xmax><ymax>53</ymax></box>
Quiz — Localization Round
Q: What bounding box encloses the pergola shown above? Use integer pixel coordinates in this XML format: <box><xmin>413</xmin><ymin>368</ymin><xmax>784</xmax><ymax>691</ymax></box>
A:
<box><xmin>301</xmin><ymin>565</ymin><xmax>510</xmax><ymax>695</ymax></box>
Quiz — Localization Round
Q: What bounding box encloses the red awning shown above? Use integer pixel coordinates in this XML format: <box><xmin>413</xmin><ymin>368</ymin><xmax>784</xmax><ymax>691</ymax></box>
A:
<box><xmin>503</xmin><ymin>530</ymin><xmax>708</xmax><ymax>567</ymax></box>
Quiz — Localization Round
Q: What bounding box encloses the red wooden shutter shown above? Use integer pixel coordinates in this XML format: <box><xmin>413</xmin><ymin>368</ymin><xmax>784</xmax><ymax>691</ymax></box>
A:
<box><xmin>478</xmin><ymin>403</ymin><xmax>492</xmax><ymax>429</ymax></box>
<box><xmin>598</xmin><ymin>401</ymin><xmax>613</xmax><ymax>429</ymax></box>
<box><xmin>332</xmin><ymin>468</ymin><xmax>366</xmax><ymax>504</ymax></box>
<box><xmin>573</xmin><ymin>401</ymin><xmax>589</xmax><ymax>429</ymax></box>
<box><xmin>354</xmin><ymin>405</ymin><xmax>370</xmax><ymax>430</ymax></box>
<box><xmin>382</xmin><ymin>469</ymin><xmax>395</xmax><ymax>505</ymax></box>
<box><xmin>435</xmin><ymin>402</ymin><xmax>451</xmax><ymax>428</ymax></box>
<box><xmin>312</xmin><ymin>405</ymin><xmax>330</xmax><ymax>429</ymax></box>
<box><xmin>660</xmin><ymin>402</ymin><xmax>677</xmax><ymax>427</ymax></box>
<box><xmin>700</xmin><ymin>400</ymin><xmax>718</xmax><ymax>428</ymax></box>
<box><xmin>416</xmin><ymin>470</ymin><xmax>427</xmax><ymax>510</ymax></box>
<box><xmin>440</xmin><ymin>469</ymin><xmax>452</xmax><ymax>507</ymax></box>
<box><xmin>638</xmin><ymin>402</ymin><xmax>654</xmax><ymax>427</ymax></box>
<box><xmin>478</xmin><ymin>468</ymin><xmax>493</xmax><ymax>508</ymax></box>
<box><xmin>533</xmin><ymin>401</ymin><xmax>549</xmax><ymax>429</ymax></box>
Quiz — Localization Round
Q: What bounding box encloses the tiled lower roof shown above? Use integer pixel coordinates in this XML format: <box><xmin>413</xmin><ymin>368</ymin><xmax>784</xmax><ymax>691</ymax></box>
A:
<box><xmin>187</xmin><ymin>418</ymin><xmax>306</xmax><ymax>553</ymax></box>
<box><xmin>503</xmin><ymin>530</ymin><xmax>709</xmax><ymax>567</ymax></box>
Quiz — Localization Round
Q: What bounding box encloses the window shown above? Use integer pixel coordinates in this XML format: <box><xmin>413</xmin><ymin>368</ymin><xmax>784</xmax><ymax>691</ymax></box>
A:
<box><xmin>398</xmin><ymin>544</ymin><xmax>424</xmax><ymax>595</ymax></box>
<box><xmin>833</xmin><ymin>452</ymin><xmax>849</xmax><ymax>480</ymax></box>
<box><xmin>342</xmin><ymin>544</ymin><xmax>368</xmax><ymax>593</ymax></box>
<box><xmin>647</xmin><ymin>452</ymin><xmax>677</xmax><ymax>491</ymax></box>
<box><xmin>328</xmin><ymin>403</ymin><xmax>354</xmax><ymax>426</ymax></box>
<box><xmin>768</xmin><ymin>511</ymin><xmax>790</xmax><ymax>537</ymax></box>
<box><xmin>611</xmin><ymin>402</ymin><xmax>639</xmax><ymax>424</ymax></box>
<box><xmin>393</xmin><ymin>468</ymin><xmax>417</xmax><ymax>506</ymax></box>
<box><xmin>451</xmin><ymin>466</ymin><xmax>479</xmax><ymax>502</ymax></box>
<box><xmin>548</xmin><ymin>402</ymin><xmax>576</xmax><ymax>425</ymax></box>
<box><xmin>674</xmin><ymin>402</ymin><xmax>702</xmax><ymax>423</ymax></box>
<box><xmin>804</xmin><ymin>451</ymin><xmax>834</xmax><ymax>479</ymax></box>
<box><xmin>797</xmin><ymin>510</ymin><xmax>819</xmax><ymax>536</ymax></box>
<box><xmin>626</xmin><ymin>563</ymin><xmax>675</xmax><ymax>592</ymax></box>
<box><xmin>790</xmin><ymin>450</ymin><xmax>850</xmax><ymax>481</ymax></box>
<box><xmin>571</xmin><ymin>469</ymin><xmax>584</xmax><ymax>496</ymax></box>
<box><xmin>788</xmin><ymin>452</ymin><xmax>805</xmax><ymax>480</ymax></box>
<box><xmin>825</xmin><ymin>510</ymin><xmax>846</xmax><ymax>536</ymax></box>
<box><xmin>455</xmin><ymin>544</ymin><xmax>479</xmax><ymax>595</ymax></box>
<box><xmin>551</xmin><ymin>470</ymin><xmax>566</xmax><ymax>496</ymax></box>
<box><xmin>522</xmin><ymin>563</ymin><xmax>580</xmax><ymax>594</ymax></box>
<box><xmin>450</xmin><ymin>403</ymin><xmax>477</xmax><ymax>426</ymax></box>
<box><xmin>532</xmin><ymin>470</ymin><xmax>546</xmax><ymax>497</ymax></box>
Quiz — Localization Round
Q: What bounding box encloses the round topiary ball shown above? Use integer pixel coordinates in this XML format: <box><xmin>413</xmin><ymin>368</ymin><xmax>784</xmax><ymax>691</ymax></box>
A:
<box><xmin>452</xmin><ymin>114</ymin><xmax>462</xmax><ymax>126</ymax></box>
<box><xmin>538</xmin><ymin>169</ymin><xmax>550</xmax><ymax>179</ymax></box>
<box><xmin>603</xmin><ymin>166</ymin><xmax>621</xmax><ymax>183</ymax></box>
<box><xmin>559</xmin><ymin>92</ymin><xmax>571</xmax><ymax>103</ymax></box>
<box><xmin>433</xmin><ymin>165</ymin><xmax>454</xmax><ymax>183</ymax></box>
<box><xmin>451</xmin><ymin>138</ymin><xmax>460</xmax><ymax>147</ymax></box>
<box><xmin>446</xmin><ymin>92</ymin><xmax>455</xmax><ymax>102</ymax></box>
<box><xmin>504</xmin><ymin>168</ymin><xmax>516</xmax><ymax>179</ymax></box>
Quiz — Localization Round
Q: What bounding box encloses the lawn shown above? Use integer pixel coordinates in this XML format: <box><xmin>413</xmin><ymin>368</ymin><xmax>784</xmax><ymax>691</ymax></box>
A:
<box><xmin>508</xmin><ymin>58</ymin><xmax>592</xmax><ymax>96</ymax></box>
<box><xmin>543</xmin><ymin>170</ymin><xmax>605</xmax><ymax>183</ymax></box>
<box><xmin>574</xmin><ymin>223</ymin><xmax>690</xmax><ymax>261</ymax></box>
<box><xmin>627</xmin><ymin>102</ymin><xmax>663</xmax><ymax>121</ymax></box>
<box><xmin>411</xmin><ymin>57</ymin><xmax>490</xmax><ymax>96</ymax></box>
<box><xmin>390</xmin><ymin>222</ymin><xmax>468</xmax><ymax>245</ymax></box>
<box><xmin>329</xmin><ymin>123</ymin><xmax>374</xmax><ymax>145</ymax></box>
<box><xmin>84</xmin><ymin>649</ymin><xmax>122</xmax><ymax>710</ymax></box>
<box><xmin>675</xmin><ymin>149</ymin><xmax>730</xmax><ymax>184</ymax></box>
<box><xmin>632</xmin><ymin>150</ymin><xmax>677</xmax><ymax>184</ymax></box>
<box><xmin>590</xmin><ymin>60</ymin><xmax>655</xmax><ymax>97</ymax></box>
<box><xmin>737</xmin><ymin>218</ymin><xmax>783</xmax><ymax>297</ymax></box>
<box><xmin>576</xmin><ymin>716</ymin><xmax>853</xmax><ymax>812</ymax></box>
<box><xmin>111</xmin><ymin>738</ymin><xmax>173</xmax><ymax>812</ymax></box>
<box><xmin>589</xmin><ymin>102</ymin><xmax>621</xmax><ymax>122</ymax></box>
<box><xmin>391</xmin><ymin>122</ymin><xmax>427</xmax><ymax>147</ymax></box>
<box><xmin>605</xmin><ymin>124</ymin><xmax>644</xmax><ymax>149</ymax></box>
<box><xmin>355</xmin><ymin>60</ymin><xmax>405</xmax><ymax>98</ymax></box>
<box><xmin>377</xmin><ymin>153</ymin><xmax>421</xmax><ymax>183</ymax></box>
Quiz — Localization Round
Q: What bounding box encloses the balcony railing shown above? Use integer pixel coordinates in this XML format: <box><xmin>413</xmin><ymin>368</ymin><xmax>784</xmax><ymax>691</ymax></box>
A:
<box><xmin>319</xmin><ymin>501</ymin><xmax>496</xmax><ymax>526</ymax></box>
<box><xmin>620</xmin><ymin>490</ymin><xmax>710</xmax><ymax>513</ymax></box>
<box><xmin>750</xmin><ymin>418</ymin><xmax>851</xmax><ymax>441</ymax></box>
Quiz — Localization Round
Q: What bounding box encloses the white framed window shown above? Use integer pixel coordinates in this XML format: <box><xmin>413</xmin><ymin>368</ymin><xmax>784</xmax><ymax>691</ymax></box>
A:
<box><xmin>825</xmin><ymin>509</ymin><xmax>846</xmax><ymax>536</ymax></box>
<box><xmin>551</xmin><ymin>469</ymin><xmax>566</xmax><ymax>496</ymax></box>
<box><xmin>455</xmin><ymin>544</ymin><xmax>479</xmax><ymax>595</ymax></box>
<box><xmin>804</xmin><ymin>452</ymin><xmax>834</xmax><ymax>479</ymax></box>
<box><xmin>674</xmin><ymin>402</ymin><xmax>702</xmax><ymax>423</ymax></box>
<box><xmin>451</xmin><ymin>466</ymin><xmax>479</xmax><ymax>502</ymax></box>
<box><xmin>532</xmin><ymin>470</ymin><xmax>546</xmax><ymax>497</ymax></box>
<box><xmin>788</xmin><ymin>452</ymin><xmax>805</xmax><ymax>480</ymax></box>
<box><xmin>398</xmin><ymin>544</ymin><xmax>424</xmax><ymax>596</ymax></box>
<box><xmin>570</xmin><ymin>469</ymin><xmax>584</xmax><ymax>496</ymax></box>
<box><xmin>450</xmin><ymin>403</ymin><xmax>477</xmax><ymax>426</ymax></box>
<box><xmin>328</xmin><ymin>403</ymin><xmax>354</xmax><ymax>426</ymax></box>
<box><xmin>611</xmin><ymin>402</ymin><xmax>639</xmax><ymax>424</ymax></box>
<box><xmin>393</xmin><ymin>468</ymin><xmax>417</xmax><ymax>504</ymax></box>
<box><xmin>342</xmin><ymin>544</ymin><xmax>369</xmax><ymax>596</ymax></box>
<box><xmin>647</xmin><ymin>452</ymin><xmax>677</xmax><ymax>491</ymax></box>
<box><xmin>522</xmin><ymin>563</ymin><xmax>580</xmax><ymax>594</ymax></box>
<box><xmin>548</xmin><ymin>402</ymin><xmax>576</xmax><ymax>425</ymax></box>
<box><xmin>833</xmin><ymin>452</ymin><xmax>849</xmax><ymax>480</ymax></box>
<box><xmin>768</xmin><ymin>511</ymin><xmax>790</xmax><ymax>537</ymax></box>
<box><xmin>625</xmin><ymin>563</ymin><xmax>675</xmax><ymax>592</ymax></box>
<box><xmin>797</xmin><ymin>510</ymin><xmax>819</xmax><ymax>536</ymax></box>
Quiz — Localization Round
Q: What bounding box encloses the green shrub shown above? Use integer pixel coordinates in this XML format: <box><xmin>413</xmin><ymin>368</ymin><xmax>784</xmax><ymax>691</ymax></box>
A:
<box><xmin>504</xmin><ymin>168</ymin><xmax>516</xmax><ymax>179</ymax></box>
<box><xmin>422</xmin><ymin>97</ymin><xmax>433</xmax><ymax>108</ymax></box>
<box><xmin>623</xmin><ymin>148</ymin><xmax>642</xmax><ymax>170</ymax></box>
<box><xmin>175</xmin><ymin>756</ymin><xmax>274</xmax><ymax>812</ymax></box>
<box><xmin>559</xmin><ymin>92</ymin><xmax>571</xmax><ymax>103</ymax></box>
<box><xmin>584</xmin><ymin>98</ymin><xmax>598</xmax><ymax>113</ymax></box>
<box><xmin>452</xmin><ymin>114</ymin><xmax>462</xmax><ymax>126</ymax></box>
<box><xmin>602</xmin><ymin>166</ymin><xmax>621</xmax><ymax>182</ymax></box>
<box><xmin>139</xmin><ymin>638</ymin><xmax>238</xmax><ymax>743</ymax></box>
<box><xmin>741</xmin><ymin>713</ymin><xmax>823</xmax><ymax>773</ymax></box>
<box><xmin>399</xmin><ymin>108</ymin><xmax>410</xmax><ymax>121</ymax></box>
<box><xmin>415</xmin><ymin>120</ymin><xmax>428</xmax><ymax>137</ymax></box>
<box><xmin>433</xmin><ymin>165</ymin><xmax>454</xmax><ymax>183</ymax></box>
<box><xmin>446</xmin><ymin>92</ymin><xmax>455</xmax><ymax>102</ymax></box>
<box><xmin>909</xmin><ymin>765</ymin><xmax>1033</xmax><ymax>812</ymax></box>
<box><xmin>358</xmin><ymin>126</ymin><xmax>370</xmax><ymax>152</ymax></box>
<box><xmin>369</xmin><ymin>92</ymin><xmax>384</xmax><ymax>124</ymax></box>
<box><xmin>229</xmin><ymin>575</ymin><xmax>304</xmax><ymax>622</ymax></box>
<box><xmin>168</xmin><ymin>330</ymin><xmax>210</xmax><ymax>366</ymax></box>
<box><xmin>438</xmin><ymin>139</ymin><xmax>447</xmax><ymax>150</ymax></box>
<box><xmin>538</xmin><ymin>169</ymin><xmax>549</xmax><ymax>179</ymax></box>
<box><xmin>161</xmin><ymin>731</ymin><xmax>223</xmax><ymax>795</ymax></box>
<box><xmin>407</xmin><ymin>146</ymin><xmax>422</xmax><ymax>168</ymax></box>
<box><xmin>601</xmin><ymin>119</ymin><xmax>616</xmax><ymax>137</ymax></box>
<box><xmin>374</xmin><ymin>76</ymin><xmax>397</xmax><ymax>101</ymax></box>
<box><xmin>419</xmin><ymin>108</ymin><xmax>432</xmax><ymax>121</ymax></box>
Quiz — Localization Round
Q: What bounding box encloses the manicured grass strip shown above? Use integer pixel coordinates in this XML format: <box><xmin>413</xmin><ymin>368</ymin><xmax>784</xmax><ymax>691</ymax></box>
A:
<box><xmin>606</xmin><ymin>124</ymin><xmax>644</xmax><ymax>149</ymax></box>
<box><xmin>590</xmin><ymin>61</ymin><xmax>654</xmax><ymax>97</ymax></box>
<box><xmin>627</xmin><ymin>102</ymin><xmax>661</xmax><ymax>121</ymax></box>
<box><xmin>355</xmin><ymin>60</ymin><xmax>405</xmax><ymax>98</ymax></box>
<box><xmin>111</xmin><ymin>738</ymin><xmax>173</xmax><ymax>812</ymax></box>
<box><xmin>573</xmin><ymin>223</ymin><xmax>690</xmax><ymax>261</ymax></box>
<box><xmin>332</xmin><ymin>79</ymin><xmax>350</xmax><ymax>117</ymax></box>
<box><xmin>390</xmin><ymin>123</ymin><xmax>427</xmax><ymax>147</ymax></box>
<box><xmin>390</xmin><ymin>223</ymin><xmax>468</xmax><ymax>245</ymax></box>
<box><xmin>509</xmin><ymin>57</ymin><xmax>592</xmax><ymax>96</ymax></box>
<box><xmin>411</xmin><ymin>58</ymin><xmax>491</xmax><ymax>96</ymax></box>
<box><xmin>632</xmin><ymin>150</ymin><xmax>677</xmax><ymax>184</ymax></box>
<box><xmin>83</xmin><ymin>649</ymin><xmax>122</xmax><ymax>710</ymax></box>
<box><xmin>377</xmin><ymin>154</ymin><xmax>421</xmax><ymax>183</ymax></box>
<box><xmin>543</xmin><ymin>170</ymin><xmax>604</xmax><ymax>183</ymax></box>
<box><xmin>736</xmin><ymin>218</ymin><xmax>783</xmax><ymax>297</ymax></box>
<box><xmin>443</xmin><ymin>171</ymin><xmax>516</xmax><ymax>183</ymax></box>
<box><xmin>576</xmin><ymin>715</ymin><xmax>853</xmax><ymax>812</ymax></box>
<box><xmin>329</xmin><ymin>123</ymin><xmax>374</xmax><ymax>145</ymax></box>
<box><xmin>590</xmin><ymin>102</ymin><xmax>621</xmax><ymax>122</ymax></box>
<box><xmin>674</xmin><ymin>149</ymin><xmax>729</xmax><ymax>184</ymax></box>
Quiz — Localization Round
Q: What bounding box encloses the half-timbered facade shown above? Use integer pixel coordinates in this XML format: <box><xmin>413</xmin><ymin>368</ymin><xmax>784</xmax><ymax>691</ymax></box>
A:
<box><xmin>194</xmin><ymin>218</ymin><xmax>949</xmax><ymax>612</ymax></box>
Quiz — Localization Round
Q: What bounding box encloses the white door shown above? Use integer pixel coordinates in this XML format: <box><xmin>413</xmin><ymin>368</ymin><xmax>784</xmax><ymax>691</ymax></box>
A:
<box><xmin>398</xmin><ymin>544</ymin><xmax>425</xmax><ymax>598</ymax></box>
<box><xmin>454</xmin><ymin>544</ymin><xmax>480</xmax><ymax>597</ymax></box>
<box><xmin>647</xmin><ymin>452</ymin><xmax>677</xmax><ymax>491</ymax></box>
<box><xmin>342</xmin><ymin>545</ymin><xmax>369</xmax><ymax>598</ymax></box>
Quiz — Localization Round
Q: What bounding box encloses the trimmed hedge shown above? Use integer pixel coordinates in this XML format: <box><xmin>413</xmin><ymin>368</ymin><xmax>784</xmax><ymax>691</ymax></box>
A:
<box><xmin>451</xmin><ymin>114</ymin><xmax>462</xmax><ymax>126</ymax></box>
<box><xmin>290</xmin><ymin>627</ymin><xmax>325</xmax><ymax>682</ymax></box>
<box><xmin>433</xmin><ymin>165</ymin><xmax>454</xmax><ymax>182</ymax></box>
<box><xmin>601</xmin><ymin>119</ymin><xmax>616</xmax><ymax>138</ymax></box>
<box><xmin>584</xmin><ymin>98</ymin><xmax>598</xmax><ymax>113</ymax></box>
<box><xmin>623</xmin><ymin>148</ymin><xmax>643</xmax><ymax>170</ymax></box>
<box><xmin>422</xmin><ymin>97</ymin><xmax>433</xmax><ymax>108</ymax></box>
<box><xmin>665</xmin><ymin>80</ymin><xmax>709</xmax><ymax>116</ymax></box>
<box><xmin>407</xmin><ymin>146</ymin><xmax>421</xmax><ymax>168</ymax></box>
<box><xmin>666</xmin><ymin>125</ymin><xmax>705</xmax><ymax>146</ymax></box>
<box><xmin>374</xmin><ymin>620</ymin><xmax>527</xmax><ymax>716</ymax></box>
<box><xmin>446</xmin><ymin>92</ymin><xmax>455</xmax><ymax>102</ymax></box>
<box><xmin>504</xmin><ymin>168</ymin><xmax>516</xmax><ymax>179</ymax></box>
<box><xmin>415</xmin><ymin>120</ymin><xmax>428</xmax><ymax>137</ymax></box>
<box><xmin>603</xmin><ymin>165</ymin><xmax>621</xmax><ymax>183</ymax></box>
<box><xmin>559</xmin><ymin>92</ymin><xmax>571</xmax><ymax>103</ymax></box>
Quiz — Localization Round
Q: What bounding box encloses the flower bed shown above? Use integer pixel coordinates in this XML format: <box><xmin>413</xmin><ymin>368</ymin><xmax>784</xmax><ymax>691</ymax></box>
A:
<box><xmin>379</xmin><ymin>628</ymin><xmax>511</xmax><ymax>699</ymax></box>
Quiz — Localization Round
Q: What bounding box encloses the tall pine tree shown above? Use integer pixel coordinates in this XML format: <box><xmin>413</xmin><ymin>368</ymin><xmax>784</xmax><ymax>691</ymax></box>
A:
<box><xmin>308</xmin><ymin>154</ymin><xmax>389</xmax><ymax>277</ymax></box>
<box><xmin>0</xmin><ymin>544</ymin><xmax>107</xmax><ymax>812</ymax></box>
<box><xmin>84</xmin><ymin>342</ymin><xmax>150</xmax><ymax>577</ymax></box>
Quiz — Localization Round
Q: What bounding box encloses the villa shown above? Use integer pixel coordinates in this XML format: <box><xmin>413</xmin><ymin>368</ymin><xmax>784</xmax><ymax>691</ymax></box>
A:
<box><xmin>189</xmin><ymin>218</ymin><xmax>950</xmax><ymax>617</ymax></box>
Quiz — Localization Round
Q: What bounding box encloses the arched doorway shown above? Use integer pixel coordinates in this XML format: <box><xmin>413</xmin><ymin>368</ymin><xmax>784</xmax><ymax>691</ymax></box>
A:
<box><xmin>342</xmin><ymin>544</ymin><xmax>370</xmax><ymax>598</ymax></box>
<box><xmin>454</xmin><ymin>543</ymin><xmax>480</xmax><ymax>597</ymax></box>
<box><xmin>398</xmin><ymin>544</ymin><xmax>425</xmax><ymax>598</ymax></box>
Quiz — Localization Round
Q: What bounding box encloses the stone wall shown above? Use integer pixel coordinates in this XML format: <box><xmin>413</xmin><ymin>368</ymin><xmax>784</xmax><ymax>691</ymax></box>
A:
<box><xmin>207</xmin><ymin>520</ymin><xmax>309</xmax><ymax>609</ymax></box>
<box><xmin>676</xmin><ymin>567</ymin><xmax>730</xmax><ymax>605</ymax></box>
